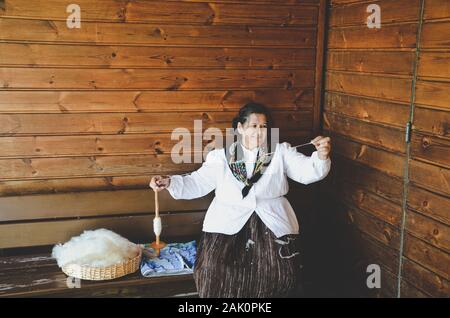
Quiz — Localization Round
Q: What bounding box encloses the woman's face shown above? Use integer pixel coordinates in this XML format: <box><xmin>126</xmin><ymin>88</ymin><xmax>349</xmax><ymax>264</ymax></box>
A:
<box><xmin>237</xmin><ymin>113</ymin><xmax>268</xmax><ymax>150</ymax></box>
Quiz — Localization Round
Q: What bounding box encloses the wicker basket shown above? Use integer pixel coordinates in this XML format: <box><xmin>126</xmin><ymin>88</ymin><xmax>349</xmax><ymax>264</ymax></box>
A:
<box><xmin>61</xmin><ymin>247</ymin><xmax>142</xmax><ymax>281</ymax></box>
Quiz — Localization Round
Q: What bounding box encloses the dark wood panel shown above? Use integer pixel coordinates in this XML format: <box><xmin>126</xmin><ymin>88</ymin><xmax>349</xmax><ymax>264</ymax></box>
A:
<box><xmin>0</xmin><ymin>18</ymin><xmax>317</xmax><ymax>47</ymax></box>
<box><xmin>325</xmin><ymin>0</ymin><xmax>450</xmax><ymax>299</ymax></box>
<box><xmin>326</xmin><ymin>72</ymin><xmax>412</xmax><ymax>103</ymax></box>
<box><xmin>0</xmin><ymin>68</ymin><xmax>315</xmax><ymax>90</ymax></box>
<box><xmin>329</xmin><ymin>0</ymin><xmax>420</xmax><ymax>27</ymax></box>
<box><xmin>0</xmin><ymin>175</ymin><xmax>157</xmax><ymax>197</ymax></box>
<box><xmin>415</xmin><ymin>80</ymin><xmax>450</xmax><ymax>110</ymax></box>
<box><xmin>0</xmin><ymin>131</ymin><xmax>265</xmax><ymax>156</ymax></box>
<box><xmin>330</xmin><ymin>0</ymin><xmax>363</xmax><ymax>5</ymax></box>
<box><xmin>0</xmin><ymin>111</ymin><xmax>313</xmax><ymax>136</ymax></box>
<box><xmin>328</xmin><ymin>23</ymin><xmax>418</xmax><ymax>49</ymax></box>
<box><xmin>0</xmin><ymin>135</ymin><xmax>310</xmax><ymax>194</ymax></box>
<box><xmin>403</xmin><ymin>233</ymin><xmax>449</xmax><ymax>280</ymax></box>
<box><xmin>424</xmin><ymin>0</ymin><xmax>450</xmax><ymax>20</ymax></box>
<box><xmin>401</xmin><ymin>257</ymin><xmax>449</xmax><ymax>297</ymax></box>
<box><xmin>0</xmin><ymin>43</ymin><xmax>316</xmax><ymax>69</ymax></box>
<box><xmin>0</xmin><ymin>89</ymin><xmax>314</xmax><ymax>113</ymax></box>
<box><xmin>327</xmin><ymin>51</ymin><xmax>414</xmax><ymax>75</ymax></box>
<box><xmin>411</xmin><ymin>132</ymin><xmax>450</xmax><ymax>168</ymax></box>
<box><xmin>324</xmin><ymin>111</ymin><xmax>406</xmax><ymax>154</ymax></box>
<box><xmin>0</xmin><ymin>130</ymin><xmax>314</xmax><ymax>158</ymax></box>
<box><xmin>0</xmin><ymin>154</ymin><xmax>203</xmax><ymax>180</ymax></box>
<box><xmin>0</xmin><ymin>132</ymin><xmax>312</xmax><ymax>180</ymax></box>
<box><xmin>324</xmin><ymin>92</ymin><xmax>409</xmax><ymax>128</ymax></box>
<box><xmin>173</xmin><ymin>0</ymin><xmax>320</xmax><ymax>3</ymax></box>
<box><xmin>358</xmin><ymin>232</ymin><xmax>399</xmax><ymax>275</ymax></box>
<box><xmin>407</xmin><ymin>184</ymin><xmax>450</xmax><ymax>225</ymax></box>
<box><xmin>325</xmin><ymin>178</ymin><xmax>402</xmax><ymax>227</ymax></box>
<box><xmin>421</xmin><ymin>21</ymin><xmax>450</xmax><ymax>48</ymax></box>
<box><xmin>326</xmin><ymin>155</ymin><xmax>404</xmax><ymax>204</ymax></box>
<box><xmin>418</xmin><ymin>52</ymin><xmax>450</xmax><ymax>79</ymax></box>
<box><xmin>409</xmin><ymin>159</ymin><xmax>450</xmax><ymax>197</ymax></box>
<box><xmin>313</xmin><ymin>0</ymin><xmax>326</xmax><ymax>136</ymax></box>
<box><xmin>0</xmin><ymin>268</ymin><xmax>197</xmax><ymax>298</ymax></box>
<box><xmin>406</xmin><ymin>209</ymin><xmax>450</xmax><ymax>252</ymax></box>
<box><xmin>0</xmin><ymin>134</ymin><xmax>186</xmax><ymax>158</ymax></box>
<box><xmin>0</xmin><ymin>0</ymin><xmax>318</xmax><ymax>26</ymax></box>
<box><xmin>413</xmin><ymin>106</ymin><xmax>449</xmax><ymax>137</ymax></box>
<box><xmin>400</xmin><ymin>280</ymin><xmax>430</xmax><ymax>298</ymax></box>
<box><xmin>347</xmin><ymin>207</ymin><xmax>401</xmax><ymax>249</ymax></box>
<box><xmin>0</xmin><ymin>211</ymin><xmax>205</xmax><ymax>249</ymax></box>
<box><xmin>0</xmin><ymin>189</ymin><xmax>212</xmax><ymax>221</ymax></box>
<box><xmin>377</xmin><ymin>267</ymin><xmax>399</xmax><ymax>298</ymax></box>
<box><xmin>329</xmin><ymin>134</ymin><xmax>405</xmax><ymax>178</ymax></box>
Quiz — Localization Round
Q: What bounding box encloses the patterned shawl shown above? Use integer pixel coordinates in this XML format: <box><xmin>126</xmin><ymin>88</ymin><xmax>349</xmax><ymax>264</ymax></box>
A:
<box><xmin>225</xmin><ymin>141</ymin><xmax>273</xmax><ymax>199</ymax></box>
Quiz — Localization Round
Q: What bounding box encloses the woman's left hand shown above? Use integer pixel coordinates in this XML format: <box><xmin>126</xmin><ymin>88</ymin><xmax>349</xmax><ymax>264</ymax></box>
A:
<box><xmin>311</xmin><ymin>136</ymin><xmax>331</xmax><ymax>160</ymax></box>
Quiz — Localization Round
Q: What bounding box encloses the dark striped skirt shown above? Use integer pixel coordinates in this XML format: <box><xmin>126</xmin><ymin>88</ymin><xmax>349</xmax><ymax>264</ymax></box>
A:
<box><xmin>193</xmin><ymin>212</ymin><xmax>302</xmax><ymax>298</ymax></box>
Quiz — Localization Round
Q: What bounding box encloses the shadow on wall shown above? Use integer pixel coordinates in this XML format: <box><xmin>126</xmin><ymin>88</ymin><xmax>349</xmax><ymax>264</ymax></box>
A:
<box><xmin>287</xmin><ymin>181</ymin><xmax>372</xmax><ymax>298</ymax></box>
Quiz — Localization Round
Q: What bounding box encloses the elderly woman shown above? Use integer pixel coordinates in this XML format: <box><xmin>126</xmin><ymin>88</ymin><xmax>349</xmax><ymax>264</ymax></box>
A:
<box><xmin>150</xmin><ymin>102</ymin><xmax>331</xmax><ymax>298</ymax></box>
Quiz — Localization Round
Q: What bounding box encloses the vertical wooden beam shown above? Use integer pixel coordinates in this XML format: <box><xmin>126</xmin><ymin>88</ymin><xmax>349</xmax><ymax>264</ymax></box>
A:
<box><xmin>313</xmin><ymin>0</ymin><xmax>328</xmax><ymax>136</ymax></box>
<box><xmin>397</xmin><ymin>0</ymin><xmax>426</xmax><ymax>298</ymax></box>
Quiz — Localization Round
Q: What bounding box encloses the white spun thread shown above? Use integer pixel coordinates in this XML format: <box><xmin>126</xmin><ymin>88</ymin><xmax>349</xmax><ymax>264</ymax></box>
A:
<box><xmin>153</xmin><ymin>217</ymin><xmax>162</xmax><ymax>236</ymax></box>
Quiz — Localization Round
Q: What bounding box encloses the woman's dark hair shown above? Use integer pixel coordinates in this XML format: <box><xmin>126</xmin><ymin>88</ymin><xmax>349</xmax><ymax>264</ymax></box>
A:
<box><xmin>231</xmin><ymin>102</ymin><xmax>272</xmax><ymax>130</ymax></box>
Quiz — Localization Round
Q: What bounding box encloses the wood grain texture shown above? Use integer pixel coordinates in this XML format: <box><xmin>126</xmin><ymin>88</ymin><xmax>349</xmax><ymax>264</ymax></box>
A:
<box><xmin>401</xmin><ymin>258</ymin><xmax>449</xmax><ymax>297</ymax></box>
<box><xmin>329</xmin><ymin>0</ymin><xmax>420</xmax><ymax>27</ymax></box>
<box><xmin>324</xmin><ymin>111</ymin><xmax>406</xmax><ymax>154</ymax></box>
<box><xmin>326</xmin><ymin>71</ymin><xmax>412</xmax><ymax>103</ymax></box>
<box><xmin>0</xmin><ymin>111</ymin><xmax>313</xmax><ymax>136</ymax></box>
<box><xmin>328</xmin><ymin>133</ymin><xmax>405</xmax><ymax>178</ymax></box>
<box><xmin>323</xmin><ymin>0</ymin><xmax>450</xmax><ymax>298</ymax></box>
<box><xmin>328</xmin><ymin>23</ymin><xmax>418</xmax><ymax>49</ymax></box>
<box><xmin>0</xmin><ymin>255</ymin><xmax>197</xmax><ymax>297</ymax></box>
<box><xmin>415</xmin><ymin>81</ymin><xmax>450</xmax><ymax>110</ymax></box>
<box><xmin>0</xmin><ymin>211</ymin><xmax>205</xmax><ymax>248</ymax></box>
<box><xmin>407</xmin><ymin>184</ymin><xmax>450</xmax><ymax>226</ymax></box>
<box><xmin>0</xmin><ymin>189</ymin><xmax>212</xmax><ymax>221</ymax></box>
<box><xmin>410</xmin><ymin>132</ymin><xmax>450</xmax><ymax>168</ymax></box>
<box><xmin>420</xmin><ymin>21</ymin><xmax>450</xmax><ymax>49</ymax></box>
<box><xmin>0</xmin><ymin>18</ymin><xmax>317</xmax><ymax>47</ymax></box>
<box><xmin>409</xmin><ymin>159</ymin><xmax>450</xmax><ymax>197</ymax></box>
<box><xmin>0</xmin><ymin>0</ymin><xmax>319</xmax><ymax>26</ymax></box>
<box><xmin>327</xmin><ymin>50</ymin><xmax>414</xmax><ymax>75</ymax></box>
<box><xmin>0</xmin><ymin>43</ymin><xmax>316</xmax><ymax>69</ymax></box>
<box><xmin>403</xmin><ymin>233</ymin><xmax>449</xmax><ymax>281</ymax></box>
<box><xmin>0</xmin><ymin>89</ymin><xmax>315</xmax><ymax>113</ymax></box>
<box><xmin>324</xmin><ymin>92</ymin><xmax>410</xmax><ymax>128</ymax></box>
<box><xmin>0</xmin><ymin>0</ymin><xmax>326</xmax><ymax>278</ymax></box>
<box><xmin>0</xmin><ymin>68</ymin><xmax>315</xmax><ymax>90</ymax></box>
<box><xmin>405</xmin><ymin>210</ymin><xmax>449</xmax><ymax>252</ymax></box>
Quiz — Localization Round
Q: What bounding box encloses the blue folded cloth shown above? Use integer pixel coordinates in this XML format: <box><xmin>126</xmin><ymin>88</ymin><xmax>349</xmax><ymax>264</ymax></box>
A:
<box><xmin>140</xmin><ymin>241</ymin><xmax>197</xmax><ymax>277</ymax></box>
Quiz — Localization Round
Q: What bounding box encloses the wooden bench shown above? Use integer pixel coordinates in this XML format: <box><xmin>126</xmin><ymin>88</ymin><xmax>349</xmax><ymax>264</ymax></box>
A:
<box><xmin>0</xmin><ymin>252</ymin><xmax>198</xmax><ymax>298</ymax></box>
<box><xmin>0</xmin><ymin>174</ymin><xmax>316</xmax><ymax>298</ymax></box>
<box><xmin>0</xmin><ymin>189</ymin><xmax>212</xmax><ymax>297</ymax></box>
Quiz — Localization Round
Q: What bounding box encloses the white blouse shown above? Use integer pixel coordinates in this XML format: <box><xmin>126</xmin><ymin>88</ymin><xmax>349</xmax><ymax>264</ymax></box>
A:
<box><xmin>166</xmin><ymin>142</ymin><xmax>331</xmax><ymax>238</ymax></box>
<box><xmin>241</xmin><ymin>143</ymin><xmax>259</xmax><ymax>178</ymax></box>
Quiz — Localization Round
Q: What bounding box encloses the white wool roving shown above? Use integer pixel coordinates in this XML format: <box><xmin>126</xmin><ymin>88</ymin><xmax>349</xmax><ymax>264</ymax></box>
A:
<box><xmin>52</xmin><ymin>228</ymin><xmax>141</xmax><ymax>268</ymax></box>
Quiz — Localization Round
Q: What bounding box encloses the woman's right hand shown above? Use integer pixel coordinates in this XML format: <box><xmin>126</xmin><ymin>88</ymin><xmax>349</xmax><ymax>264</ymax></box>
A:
<box><xmin>149</xmin><ymin>175</ymin><xmax>171</xmax><ymax>192</ymax></box>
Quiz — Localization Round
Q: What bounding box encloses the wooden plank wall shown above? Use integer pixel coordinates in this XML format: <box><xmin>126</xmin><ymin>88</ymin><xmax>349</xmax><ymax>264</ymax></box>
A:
<box><xmin>0</xmin><ymin>0</ymin><xmax>326</xmax><ymax>249</ymax></box>
<box><xmin>322</xmin><ymin>0</ymin><xmax>449</xmax><ymax>297</ymax></box>
<box><xmin>404</xmin><ymin>0</ymin><xmax>450</xmax><ymax>298</ymax></box>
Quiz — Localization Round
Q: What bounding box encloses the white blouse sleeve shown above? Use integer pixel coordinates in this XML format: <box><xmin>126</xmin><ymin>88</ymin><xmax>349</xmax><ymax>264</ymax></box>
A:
<box><xmin>166</xmin><ymin>149</ymin><xmax>222</xmax><ymax>200</ymax></box>
<box><xmin>281</xmin><ymin>142</ymin><xmax>331</xmax><ymax>185</ymax></box>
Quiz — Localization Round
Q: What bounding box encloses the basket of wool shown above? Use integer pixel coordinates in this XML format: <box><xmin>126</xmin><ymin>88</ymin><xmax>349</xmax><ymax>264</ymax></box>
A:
<box><xmin>52</xmin><ymin>228</ymin><xmax>142</xmax><ymax>281</ymax></box>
